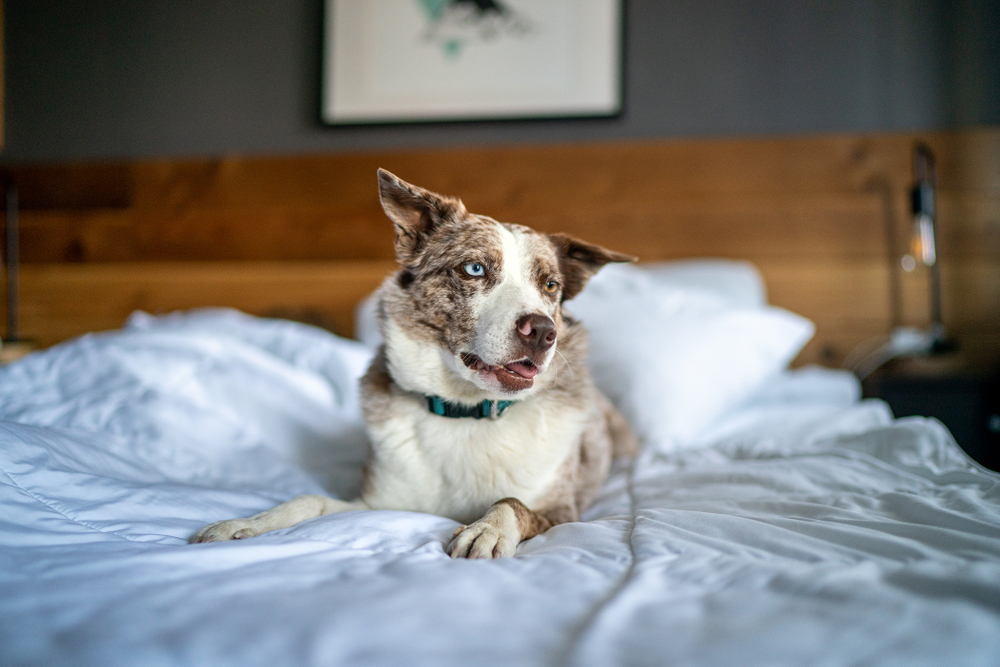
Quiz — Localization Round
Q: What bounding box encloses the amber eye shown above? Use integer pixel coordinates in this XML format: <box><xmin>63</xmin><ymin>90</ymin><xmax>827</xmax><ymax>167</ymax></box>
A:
<box><xmin>544</xmin><ymin>280</ymin><xmax>559</xmax><ymax>294</ymax></box>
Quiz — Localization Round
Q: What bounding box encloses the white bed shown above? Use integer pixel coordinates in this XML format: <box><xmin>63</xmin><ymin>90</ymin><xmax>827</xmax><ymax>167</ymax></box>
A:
<box><xmin>2</xmin><ymin>265</ymin><xmax>1000</xmax><ymax>667</ymax></box>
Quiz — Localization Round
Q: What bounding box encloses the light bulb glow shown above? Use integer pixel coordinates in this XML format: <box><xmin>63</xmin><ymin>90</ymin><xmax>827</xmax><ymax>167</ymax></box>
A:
<box><xmin>911</xmin><ymin>213</ymin><xmax>936</xmax><ymax>266</ymax></box>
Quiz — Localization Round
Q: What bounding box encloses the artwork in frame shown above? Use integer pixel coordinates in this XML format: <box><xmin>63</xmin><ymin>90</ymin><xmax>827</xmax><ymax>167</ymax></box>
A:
<box><xmin>322</xmin><ymin>0</ymin><xmax>623</xmax><ymax>124</ymax></box>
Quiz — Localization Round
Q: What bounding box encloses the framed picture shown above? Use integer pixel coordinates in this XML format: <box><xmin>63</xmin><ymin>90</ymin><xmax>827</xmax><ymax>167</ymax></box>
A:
<box><xmin>322</xmin><ymin>0</ymin><xmax>623</xmax><ymax>124</ymax></box>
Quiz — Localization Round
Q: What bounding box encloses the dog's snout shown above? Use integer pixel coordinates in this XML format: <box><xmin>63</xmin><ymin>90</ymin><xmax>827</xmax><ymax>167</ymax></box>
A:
<box><xmin>516</xmin><ymin>314</ymin><xmax>556</xmax><ymax>351</ymax></box>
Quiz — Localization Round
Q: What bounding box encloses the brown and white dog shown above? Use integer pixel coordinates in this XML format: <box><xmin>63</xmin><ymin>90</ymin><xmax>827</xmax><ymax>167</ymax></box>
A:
<box><xmin>190</xmin><ymin>170</ymin><xmax>636</xmax><ymax>558</ymax></box>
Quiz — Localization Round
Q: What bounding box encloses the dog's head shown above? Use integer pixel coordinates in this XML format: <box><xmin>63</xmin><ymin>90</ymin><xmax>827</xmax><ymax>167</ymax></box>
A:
<box><xmin>376</xmin><ymin>169</ymin><xmax>634</xmax><ymax>400</ymax></box>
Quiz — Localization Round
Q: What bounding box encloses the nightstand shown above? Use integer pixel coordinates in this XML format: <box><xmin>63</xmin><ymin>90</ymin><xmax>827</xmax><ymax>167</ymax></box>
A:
<box><xmin>862</xmin><ymin>355</ymin><xmax>1000</xmax><ymax>472</ymax></box>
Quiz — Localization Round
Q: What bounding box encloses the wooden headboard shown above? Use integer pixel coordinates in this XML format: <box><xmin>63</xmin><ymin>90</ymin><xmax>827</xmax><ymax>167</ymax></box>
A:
<box><xmin>3</xmin><ymin>128</ymin><xmax>998</xmax><ymax>367</ymax></box>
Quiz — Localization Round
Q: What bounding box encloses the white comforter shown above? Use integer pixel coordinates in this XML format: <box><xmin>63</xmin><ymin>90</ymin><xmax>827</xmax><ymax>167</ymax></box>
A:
<box><xmin>2</xmin><ymin>311</ymin><xmax>999</xmax><ymax>666</ymax></box>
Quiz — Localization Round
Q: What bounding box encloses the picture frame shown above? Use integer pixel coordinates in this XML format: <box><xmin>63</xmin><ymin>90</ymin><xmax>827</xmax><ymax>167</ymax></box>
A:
<box><xmin>322</xmin><ymin>0</ymin><xmax>623</xmax><ymax>124</ymax></box>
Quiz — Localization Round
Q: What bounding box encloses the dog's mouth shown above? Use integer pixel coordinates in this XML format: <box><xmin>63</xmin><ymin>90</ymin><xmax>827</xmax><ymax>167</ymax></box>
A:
<box><xmin>461</xmin><ymin>353</ymin><xmax>539</xmax><ymax>392</ymax></box>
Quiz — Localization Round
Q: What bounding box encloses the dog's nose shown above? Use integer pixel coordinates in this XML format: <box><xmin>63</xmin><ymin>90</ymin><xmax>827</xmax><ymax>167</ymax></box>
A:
<box><xmin>516</xmin><ymin>314</ymin><xmax>557</xmax><ymax>352</ymax></box>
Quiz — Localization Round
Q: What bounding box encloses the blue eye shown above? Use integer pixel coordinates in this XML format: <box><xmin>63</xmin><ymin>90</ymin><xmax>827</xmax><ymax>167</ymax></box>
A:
<box><xmin>463</xmin><ymin>262</ymin><xmax>485</xmax><ymax>277</ymax></box>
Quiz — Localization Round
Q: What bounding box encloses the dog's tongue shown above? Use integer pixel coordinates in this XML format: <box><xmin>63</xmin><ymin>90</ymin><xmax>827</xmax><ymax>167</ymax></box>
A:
<box><xmin>504</xmin><ymin>361</ymin><xmax>538</xmax><ymax>379</ymax></box>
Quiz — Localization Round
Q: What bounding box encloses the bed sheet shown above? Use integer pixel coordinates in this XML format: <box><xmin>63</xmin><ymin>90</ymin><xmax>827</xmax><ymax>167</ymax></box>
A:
<box><xmin>1</xmin><ymin>310</ymin><xmax>999</xmax><ymax>667</ymax></box>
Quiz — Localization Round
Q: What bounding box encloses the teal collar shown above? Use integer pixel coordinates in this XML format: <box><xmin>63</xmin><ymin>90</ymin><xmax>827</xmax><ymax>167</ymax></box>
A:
<box><xmin>426</xmin><ymin>395</ymin><xmax>515</xmax><ymax>420</ymax></box>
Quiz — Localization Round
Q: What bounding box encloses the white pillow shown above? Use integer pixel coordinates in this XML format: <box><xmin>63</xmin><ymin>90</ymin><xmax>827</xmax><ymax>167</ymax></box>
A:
<box><xmin>639</xmin><ymin>258</ymin><xmax>767</xmax><ymax>308</ymax></box>
<box><xmin>569</xmin><ymin>264</ymin><xmax>814</xmax><ymax>448</ymax></box>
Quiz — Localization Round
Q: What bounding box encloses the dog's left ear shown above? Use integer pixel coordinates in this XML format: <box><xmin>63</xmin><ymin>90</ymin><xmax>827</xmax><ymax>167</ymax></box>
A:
<box><xmin>377</xmin><ymin>168</ymin><xmax>466</xmax><ymax>264</ymax></box>
<box><xmin>548</xmin><ymin>234</ymin><xmax>636</xmax><ymax>302</ymax></box>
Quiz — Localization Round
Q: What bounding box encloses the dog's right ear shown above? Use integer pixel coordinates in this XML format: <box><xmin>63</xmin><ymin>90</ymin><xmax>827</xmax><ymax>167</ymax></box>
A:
<box><xmin>377</xmin><ymin>169</ymin><xmax>465</xmax><ymax>263</ymax></box>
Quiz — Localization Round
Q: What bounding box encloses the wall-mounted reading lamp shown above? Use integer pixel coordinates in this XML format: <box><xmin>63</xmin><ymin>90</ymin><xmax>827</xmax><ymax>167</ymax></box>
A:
<box><xmin>845</xmin><ymin>143</ymin><xmax>954</xmax><ymax>379</ymax></box>
<box><xmin>903</xmin><ymin>143</ymin><xmax>946</xmax><ymax>346</ymax></box>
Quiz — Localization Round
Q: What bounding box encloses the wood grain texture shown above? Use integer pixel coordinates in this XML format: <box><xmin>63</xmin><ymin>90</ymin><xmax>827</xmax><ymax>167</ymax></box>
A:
<box><xmin>3</xmin><ymin>128</ymin><xmax>998</xmax><ymax>366</ymax></box>
<box><xmin>12</xmin><ymin>261</ymin><xmax>397</xmax><ymax>346</ymax></box>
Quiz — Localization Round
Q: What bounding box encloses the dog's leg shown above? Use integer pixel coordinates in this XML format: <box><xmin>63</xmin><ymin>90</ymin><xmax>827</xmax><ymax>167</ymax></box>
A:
<box><xmin>446</xmin><ymin>498</ymin><xmax>572</xmax><ymax>559</ymax></box>
<box><xmin>189</xmin><ymin>495</ymin><xmax>366</xmax><ymax>543</ymax></box>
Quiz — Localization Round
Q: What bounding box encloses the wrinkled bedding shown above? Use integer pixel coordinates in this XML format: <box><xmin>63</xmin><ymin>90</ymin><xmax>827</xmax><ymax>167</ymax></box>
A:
<box><xmin>1</xmin><ymin>310</ymin><xmax>999</xmax><ymax>666</ymax></box>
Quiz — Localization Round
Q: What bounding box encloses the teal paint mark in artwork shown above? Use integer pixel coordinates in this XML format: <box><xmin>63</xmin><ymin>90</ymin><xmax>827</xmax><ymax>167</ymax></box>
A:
<box><xmin>443</xmin><ymin>40</ymin><xmax>462</xmax><ymax>58</ymax></box>
<box><xmin>417</xmin><ymin>0</ymin><xmax>451</xmax><ymax>19</ymax></box>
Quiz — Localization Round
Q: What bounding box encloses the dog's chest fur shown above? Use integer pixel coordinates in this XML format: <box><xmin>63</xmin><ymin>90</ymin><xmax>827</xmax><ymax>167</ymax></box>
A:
<box><xmin>363</xmin><ymin>375</ymin><xmax>591</xmax><ymax>523</ymax></box>
<box><xmin>361</xmin><ymin>308</ymin><xmax>596</xmax><ymax>523</ymax></box>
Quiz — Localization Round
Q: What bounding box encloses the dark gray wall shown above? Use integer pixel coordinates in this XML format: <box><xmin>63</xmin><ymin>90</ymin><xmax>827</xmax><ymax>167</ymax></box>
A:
<box><xmin>3</xmin><ymin>0</ymin><xmax>997</xmax><ymax>163</ymax></box>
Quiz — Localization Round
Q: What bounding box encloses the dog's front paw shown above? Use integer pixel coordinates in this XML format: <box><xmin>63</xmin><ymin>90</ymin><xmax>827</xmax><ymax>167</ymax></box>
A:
<box><xmin>446</xmin><ymin>520</ymin><xmax>517</xmax><ymax>559</ymax></box>
<box><xmin>189</xmin><ymin>518</ymin><xmax>265</xmax><ymax>544</ymax></box>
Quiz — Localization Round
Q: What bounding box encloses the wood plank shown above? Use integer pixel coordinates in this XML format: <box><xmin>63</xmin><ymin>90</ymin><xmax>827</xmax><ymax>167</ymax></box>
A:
<box><xmin>11</xmin><ymin>261</ymin><xmax>397</xmax><ymax>347</ymax></box>
<box><xmin>8</xmin><ymin>130</ymin><xmax>998</xmax><ymax>264</ymax></box>
<box><xmin>760</xmin><ymin>260</ymin><xmax>892</xmax><ymax>327</ymax></box>
<box><xmin>18</xmin><ymin>190</ymin><xmax>993</xmax><ymax>265</ymax></box>
<box><xmin>104</xmin><ymin>128</ymin><xmax>986</xmax><ymax>212</ymax></box>
<box><xmin>936</xmin><ymin>194</ymin><xmax>1000</xmax><ymax>259</ymax></box>
<box><xmin>18</xmin><ymin>194</ymin><xmax>891</xmax><ymax>263</ymax></box>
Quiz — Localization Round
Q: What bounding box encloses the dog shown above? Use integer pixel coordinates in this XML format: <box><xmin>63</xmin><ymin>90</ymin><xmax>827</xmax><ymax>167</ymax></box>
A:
<box><xmin>190</xmin><ymin>169</ymin><xmax>637</xmax><ymax>558</ymax></box>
